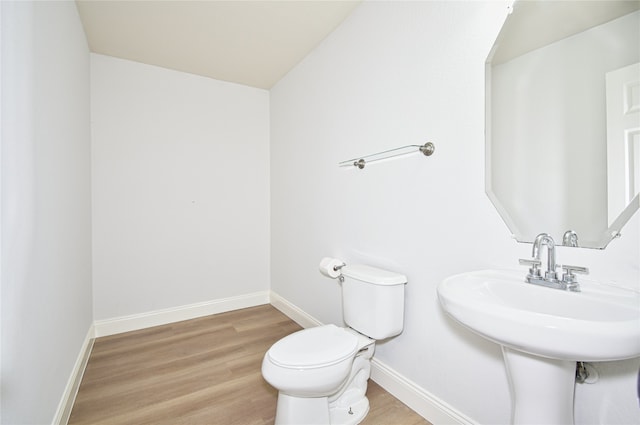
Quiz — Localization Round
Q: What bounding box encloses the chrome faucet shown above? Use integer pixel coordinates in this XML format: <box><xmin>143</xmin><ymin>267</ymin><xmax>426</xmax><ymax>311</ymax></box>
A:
<box><xmin>519</xmin><ymin>233</ymin><xmax>588</xmax><ymax>292</ymax></box>
<box><xmin>532</xmin><ymin>233</ymin><xmax>557</xmax><ymax>281</ymax></box>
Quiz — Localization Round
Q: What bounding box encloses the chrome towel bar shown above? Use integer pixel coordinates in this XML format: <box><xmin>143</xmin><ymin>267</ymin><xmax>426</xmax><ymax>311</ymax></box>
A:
<box><xmin>338</xmin><ymin>142</ymin><xmax>435</xmax><ymax>169</ymax></box>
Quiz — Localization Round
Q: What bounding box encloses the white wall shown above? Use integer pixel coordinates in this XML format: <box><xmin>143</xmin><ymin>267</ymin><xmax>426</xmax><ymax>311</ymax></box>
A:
<box><xmin>91</xmin><ymin>54</ymin><xmax>270</xmax><ymax>320</ymax></box>
<box><xmin>0</xmin><ymin>1</ymin><xmax>93</xmax><ymax>423</ymax></box>
<box><xmin>270</xmin><ymin>1</ymin><xmax>640</xmax><ymax>424</ymax></box>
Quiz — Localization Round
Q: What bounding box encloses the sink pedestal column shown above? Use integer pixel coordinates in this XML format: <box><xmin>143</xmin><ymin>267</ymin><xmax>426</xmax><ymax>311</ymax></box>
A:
<box><xmin>502</xmin><ymin>347</ymin><xmax>576</xmax><ymax>425</ymax></box>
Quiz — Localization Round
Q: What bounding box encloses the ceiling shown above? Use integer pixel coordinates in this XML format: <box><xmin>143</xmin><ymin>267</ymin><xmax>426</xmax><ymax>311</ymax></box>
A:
<box><xmin>76</xmin><ymin>0</ymin><xmax>361</xmax><ymax>89</ymax></box>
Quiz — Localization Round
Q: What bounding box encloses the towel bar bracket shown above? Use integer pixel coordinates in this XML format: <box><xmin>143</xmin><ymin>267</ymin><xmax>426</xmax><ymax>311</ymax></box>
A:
<box><xmin>419</xmin><ymin>142</ymin><xmax>435</xmax><ymax>156</ymax></box>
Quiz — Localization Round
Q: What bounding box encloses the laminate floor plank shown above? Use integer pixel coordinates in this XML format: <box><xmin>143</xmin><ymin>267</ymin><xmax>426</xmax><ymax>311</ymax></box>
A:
<box><xmin>69</xmin><ymin>305</ymin><xmax>430</xmax><ymax>425</ymax></box>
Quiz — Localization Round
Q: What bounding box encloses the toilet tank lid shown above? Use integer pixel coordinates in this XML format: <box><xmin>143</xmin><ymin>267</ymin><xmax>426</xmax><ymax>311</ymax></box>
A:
<box><xmin>341</xmin><ymin>264</ymin><xmax>407</xmax><ymax>285</ymax></box>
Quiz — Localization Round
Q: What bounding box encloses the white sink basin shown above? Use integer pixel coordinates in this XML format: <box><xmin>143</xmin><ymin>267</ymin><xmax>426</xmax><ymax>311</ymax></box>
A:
<box><xmin>438</xmin><ymin>269</ymin><xmax>640</xmax><ymax>361</ymax></box>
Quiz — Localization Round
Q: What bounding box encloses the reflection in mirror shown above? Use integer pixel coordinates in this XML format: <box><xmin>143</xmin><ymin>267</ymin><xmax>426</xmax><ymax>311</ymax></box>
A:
<box><xmin>486</xmin><ymin>0</ymin><xmax>640</xmax><ymax>249</ymax></box>
<box><xmin>606</xmin><ymin>62</ymin><xmax>640</xmax><ymax>226</ymax></box>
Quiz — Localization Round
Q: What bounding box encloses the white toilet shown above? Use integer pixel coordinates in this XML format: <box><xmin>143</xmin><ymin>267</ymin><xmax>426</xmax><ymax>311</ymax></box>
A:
<box><xmin>261</xmin><ymin>262</ymin><xmax>407</xmax><ymax>425</ymax></box>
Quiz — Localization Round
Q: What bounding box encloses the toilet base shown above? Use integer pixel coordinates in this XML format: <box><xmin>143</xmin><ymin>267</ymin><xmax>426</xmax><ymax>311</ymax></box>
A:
<box><xmin>274</xmin><ymin>393</ymin><xmax>370</xmax><ymax>425</ymax></box>
<box><xmin>275</xmin><ymin>393</ymin><xmax>330</xmax><ymax>425</ymax></box>
<box><xmin>330</xmin><ymin>396</ymin><xmax>370</xmax><ymax>425</ymax></box>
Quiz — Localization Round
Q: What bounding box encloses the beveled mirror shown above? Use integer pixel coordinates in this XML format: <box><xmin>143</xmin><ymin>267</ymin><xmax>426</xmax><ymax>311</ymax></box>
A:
<box><xmin>486</xmin><ymin>0</ymin><xmax>640</xmax><ymax>249</ymax></box>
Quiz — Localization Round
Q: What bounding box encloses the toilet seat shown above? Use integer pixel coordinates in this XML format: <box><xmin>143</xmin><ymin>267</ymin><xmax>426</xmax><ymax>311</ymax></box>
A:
<box><xmin>268</xmin><ymin>324</ymin><xmax>358</xmax><ymax>369</ymax></box>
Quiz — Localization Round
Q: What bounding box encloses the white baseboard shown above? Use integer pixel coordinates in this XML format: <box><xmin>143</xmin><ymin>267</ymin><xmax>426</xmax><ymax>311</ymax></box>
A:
<box><xmin>269</xmin><ymin>290</ymin><xmax>323</xmax><ymax>328</ymax></box>
<box><xmin>94</xmin><ymin>291</ymin><xmax>270</xmax><ymax>337</ymax></box>
<box><xmin>52</xmin><ymin>325</ymin><xmax>95</xmax><ymax>425</ymax></box>
<box><xmin>370</xmin><ymin>359</ymin><xmax>476</xmax><ymax>425</ymax></box>
<box><xmin>267</xmin><ymin>290</ymin><xmax>474</xmax><ymax>425</ymax></box>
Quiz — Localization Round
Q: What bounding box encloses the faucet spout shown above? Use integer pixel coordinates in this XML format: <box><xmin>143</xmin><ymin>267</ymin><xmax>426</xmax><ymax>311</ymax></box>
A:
<box><xmin>532</xmin><ymin>233</ymin><xmax>557</xmax><ymax>281</ymax></box>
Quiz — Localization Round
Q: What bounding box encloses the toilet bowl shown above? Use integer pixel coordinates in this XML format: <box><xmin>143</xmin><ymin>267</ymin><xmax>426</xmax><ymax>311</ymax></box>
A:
<box><xmin>262</xmin><ymin>261</ymin><xmax>407</xmax><ymax>425</ymax></box>
<box><xmin>262</xmin><ymin>324</ymin><xmax>369</xmax><ymax>397</ymax></box>
<box><xmin>262</xmin><ymin>324</ymin><xmax>375</xmax><ymax>424</ymax></box>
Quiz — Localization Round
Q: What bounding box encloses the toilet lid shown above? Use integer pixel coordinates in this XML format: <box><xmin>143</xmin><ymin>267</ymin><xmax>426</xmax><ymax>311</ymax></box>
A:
<box><xmin>268</xmin><ymin>324</ymin><xmax>358</xmax><ymax>369</ymax></box>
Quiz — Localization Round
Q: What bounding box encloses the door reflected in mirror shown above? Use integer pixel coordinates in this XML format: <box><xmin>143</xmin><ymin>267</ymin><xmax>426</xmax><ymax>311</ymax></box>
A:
<box><xmin>606</xmin><ymin>62</ymin><xmax>640</xmax><ymax>227</ymax></box>
<box><xmin>486</xmin><ymin>0</ymin><xmax>640</xmax><ymax>249</ymax></box>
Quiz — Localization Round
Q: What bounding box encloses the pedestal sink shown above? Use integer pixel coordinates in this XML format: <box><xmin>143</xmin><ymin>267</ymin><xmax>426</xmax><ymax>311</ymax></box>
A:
<box><xmin>437</xmin><ymin>269</ymin><xmax>640</xmax><ymax>424</ymax></box>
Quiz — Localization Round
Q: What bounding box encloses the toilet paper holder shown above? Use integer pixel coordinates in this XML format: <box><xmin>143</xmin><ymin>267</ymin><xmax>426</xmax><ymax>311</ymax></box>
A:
<box><xmin>334</xmin><ymin>262</ymin><xmax>346</xmax><ymax>282</ymax></box>
<box><xmin>319</xmin><ymin>257</ymin><xmax>347</xmax><ymax>282</ymax></box>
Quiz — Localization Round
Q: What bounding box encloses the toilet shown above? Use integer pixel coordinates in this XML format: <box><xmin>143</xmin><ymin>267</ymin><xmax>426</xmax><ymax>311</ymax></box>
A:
<box><xmin>261</xmin><ymin>262</ymin><xmax>407</xmax><ymax>425</ymax></box>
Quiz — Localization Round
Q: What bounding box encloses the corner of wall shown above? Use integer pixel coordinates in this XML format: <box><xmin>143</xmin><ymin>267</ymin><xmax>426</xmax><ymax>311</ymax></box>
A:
<box><xmin>52</xmin><ymin>325</ymin><xmax>96</xmax><ymax>425</ymax></box>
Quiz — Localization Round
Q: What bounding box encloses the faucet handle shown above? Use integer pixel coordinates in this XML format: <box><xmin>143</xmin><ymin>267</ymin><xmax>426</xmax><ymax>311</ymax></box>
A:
<box><xmin>561</xmin><ymin>264</ymin><xmax>589</xmax><ymax>290</ymax></box>
<box><xmin>561</xmin><ymin>264</ymin><xmax>589</xmax><ymax>276</ymax></box>
<box><xmin>519</xmin><ymin>258</ymin><xmax>542</xmax><ymax>277</ymax></box>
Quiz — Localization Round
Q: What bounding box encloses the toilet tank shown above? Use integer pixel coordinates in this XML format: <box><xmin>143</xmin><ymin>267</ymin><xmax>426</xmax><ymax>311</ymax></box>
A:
<box><xmin>340</xmin><ymin>264</ymin><xmax>407</xmax><ymax>340</ymax></box>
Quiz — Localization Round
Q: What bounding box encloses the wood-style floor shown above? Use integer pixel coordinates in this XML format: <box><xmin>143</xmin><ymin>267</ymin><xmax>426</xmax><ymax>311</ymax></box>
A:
<box><xmin>69</xmin><ymin>305</ymin><xmax>430</xmax><ymax>425</ymax></box>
